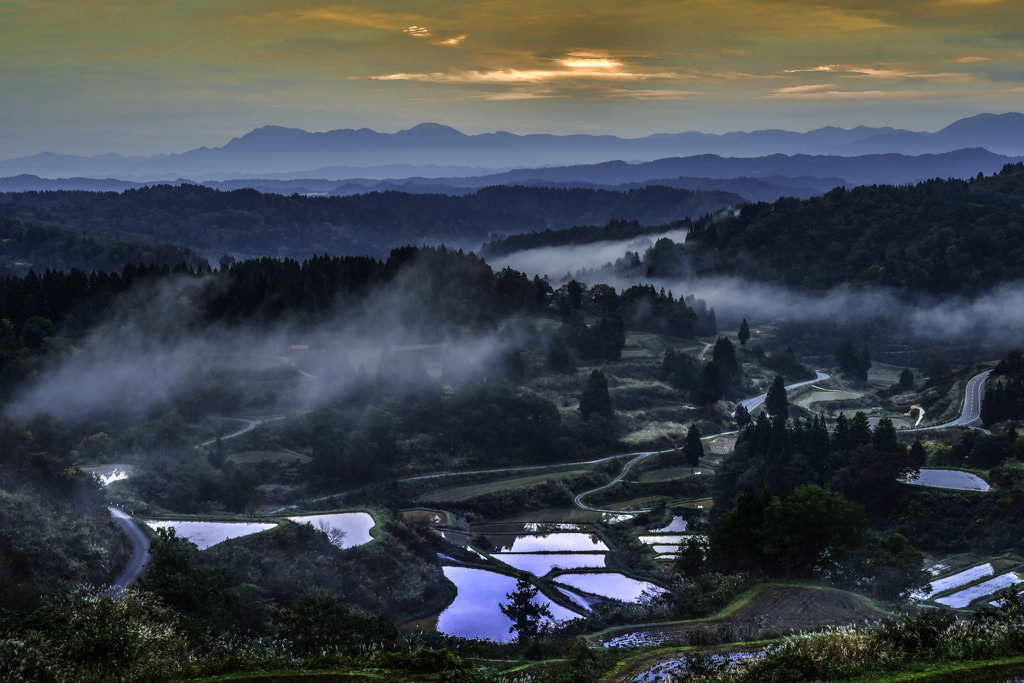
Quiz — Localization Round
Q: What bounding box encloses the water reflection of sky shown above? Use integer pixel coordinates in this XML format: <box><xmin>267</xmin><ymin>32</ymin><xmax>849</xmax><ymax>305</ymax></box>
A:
<box><xmin>649</xmin><ymin>516</ymin><xmax>688</xmax><ymax>533</ymax></box>
<box><xmin>627</xmin><ymin>651</ymin><xmax>765</xmax><ymax>682</ymax></box>
<box><xmin>146</xmin><ymin>520</ymin><xmax>277</xmax><ymax>549</ymax></box>
<box><xmin>904</xmin><ymin>469</ymin><xmax>990</xmax><ymax>491</ymax></box>
<box><xmin>84</xmin><ymin>464</ymin><xmax>131</xmax><ymax>486</ymax></box>
<box><xmin>554</xmin><ymin>572</ymin><xmax>664</xmax><ymax>602</ymax></box>
<box><xmin>493</xmin><ymin>552</ymin><xmax>607</xmax><ymax>575</ymax></box>
<box><xmin>485</xmin><ymin>532</ymin><xmax>608</xmax><ymax>553</ymax></box>
<box><xmin>436</xmin><ymin>566</ymin><xmax>582</xmax><ymax>641</ymax></box>
<box><xmin>287</xmin><ymin>512</ymin><xmax>375</xmax><ymax>548</ymax></box>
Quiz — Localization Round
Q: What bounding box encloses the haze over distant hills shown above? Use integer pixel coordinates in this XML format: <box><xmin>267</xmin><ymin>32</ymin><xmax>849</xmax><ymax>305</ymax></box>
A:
<box><xmin>2</xmin><ymin>147</ymin><xmax>1017</xmax><ymax>205</ymax></box>
<box><xmin>3</xmin><ymin>113</ymin><xmax>1024</xmax><ymax>181</ymax></box>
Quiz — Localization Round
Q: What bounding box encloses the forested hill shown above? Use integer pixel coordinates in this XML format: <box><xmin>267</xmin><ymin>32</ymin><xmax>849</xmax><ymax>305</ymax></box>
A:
<box><xmin>680</xmin><ymin>162</ymin><xmax>1024</xmax><ymax>295</ymax></box>
<box><xmin>479</xmin><ymin>218</ymin><xmax>690</xmax><ymax>257</ymax></box>
<box><xmin>0</xmin><ymin>216</ymin><xmax>208</xmax><ymax>276</ymax></box>
<box><xmin>0</xmin><ymin>184</ymin><xmax>741</xmax><ymax>262</ymax></box>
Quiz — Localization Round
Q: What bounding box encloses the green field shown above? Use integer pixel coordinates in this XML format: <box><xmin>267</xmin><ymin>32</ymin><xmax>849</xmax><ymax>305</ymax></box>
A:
<box><xmin>638</xmin><ymin>467</ymin><xmax>711</xmax><ymax>483</ymax></box>
<box><xmin>415</xmin><ymin>469</ymin><xmax>590</xmax><ymax>502</ymax></box>
<box><xmin>227</xmin><ymin>450</ymin><xmax>312</xmax><ymax>464</ymax></box>
<box><xmin>796</xmin><ymin>389</ymin><xmax>864</xmax><ymax>408</ymax></box>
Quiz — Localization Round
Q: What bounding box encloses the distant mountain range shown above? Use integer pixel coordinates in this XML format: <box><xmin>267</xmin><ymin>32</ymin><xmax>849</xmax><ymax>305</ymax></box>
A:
<box><xmin>2</xmin><ymin>147</ymin><xmax>1018</xmax><ymax>205</ymax></box>
<box><xmin>3</xmin><ymin>113</ymin><xmax>1024</xmax><ymax>181</ymax></box>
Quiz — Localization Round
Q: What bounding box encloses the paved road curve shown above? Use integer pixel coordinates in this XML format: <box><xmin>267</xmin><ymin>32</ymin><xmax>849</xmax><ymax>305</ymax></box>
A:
<box><xmin>735</xmin><ymin>371</ymin><xmax>831</xmax><ymax>415</ymax></box>
<box><xmin>904</xmin><ymin>369</ymin><xmax>991</xmax><ymax>432</ymax></box>
<box><xmin>104</xmin><ymin>507</ymin><xmax>151</xmax><ymax>595</ymax></box>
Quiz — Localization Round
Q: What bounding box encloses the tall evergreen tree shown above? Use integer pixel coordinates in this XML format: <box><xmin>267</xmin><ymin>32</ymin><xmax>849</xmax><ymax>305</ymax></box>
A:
<box><xmin>849</xmin><ymin>412</ymin><xmax>872</xmax><ymax>447</ymax></box>
<box><xmin>909</xmin><ymin>440</ymin><xmax>927</xmax><ymax>467</ymax></box>
<box><xmin>712</xmin><ymin>337</ymin><xmax>739</xmax><ymax>388</ymax></box>
<box><xmin>734</xmin><ymin>403</ymin><xmax>751</xmax><ymax>428</ymax></box>
<box><xmin>696</xmin><ymin>362</ymin><xmax>723</xmax><ymax>408</ymax></box>
<box><xmin>765</xmin><ymin>375</ymin><xmax>788</xmax><ymax>418</ymax></box>
<box><xmin>499</xmin><ymin>577</ymin><xmax>552</xmax><ymax>642</ymax></box>
<box><xmin>579</xmin><ymin>369</ymin><xmax>613</xmax><ymax>422</ymax></box>
<box><xmin>872</xmin><ymin>417</ymin><xmax>901</xmax><ymax>453</ymax></box>
<box><xmin>684</xmin><ymin>424</ymin><xmax>704</xmax><ymax>472</ymax></box>
<box><xmin>738</xmin><ymin>318</ymin><xmax>750</xmax><ymax>346</ymax></box>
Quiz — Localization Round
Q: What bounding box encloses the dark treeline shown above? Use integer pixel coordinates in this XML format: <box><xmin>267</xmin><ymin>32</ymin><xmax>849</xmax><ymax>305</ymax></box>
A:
<box><xmin>714</xmin><ymin>412</ymin><xmax>920</xmax><ymax>518</ymax></box>
<box><xmin>710</xmin><ymin>406</ymin><xmax>1024</xmax><ymax>597</ymax></box>
<box><xmin>983</xmin><ymin>348</ymin><xmax>1024</xmax><ymax>425</ymax></box>
<box><xmin>0</xmin><ymin>183</ymin><xmax>739</xmax><ymax>260</ymax></box>
<box><xmin>478</xmin><ymin>216</ymin><xmax>695</xmax><ymax>257</ymax></box>
<box><xmin>0</xmin><ymin>215</ymin><xmax>208</xmax><ymax>276</ymax></box>
<box><xmin>710</xmin><ymin>413</ymin><xmax>927</xmax><ymax>599</ymax></box>
<box><xmin>0</xmin><ymin>246</ymin><xmax>720</xmax><ymax>512</ymax></box>
<box><xmin>0</xmin><ymin>247</ymin><xmax>718</xmax><ymax>391</ymax></box>
<box><xmin>682</xmin><ymin>162</ymin><xmax>1024</xmax><ymax>295</ymax></box>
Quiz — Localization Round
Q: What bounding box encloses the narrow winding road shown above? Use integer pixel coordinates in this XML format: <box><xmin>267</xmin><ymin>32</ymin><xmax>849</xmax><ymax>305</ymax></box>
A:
<box><xmin>735</xmin><ymin>371</ymin><xmax>831</xmax><ymax>415</ymax></box>
<box><xmin>904</xmin><ymin>369</ymin><xmax>991</xmax><ymax>432</ymax></box>
<box><xmin>104</xmin><ymin>507</ymin><xmax>151</xmax><ymax>596</ymax></box>
<box><xmin>575</xmin><ymin>371</ymin><xmax>830</xmax><ymax>514</ymax></box>
<box><xmin>105</xmin><ymin>367</ymin><xmax>994</xmax><ymax>589</ymax></box>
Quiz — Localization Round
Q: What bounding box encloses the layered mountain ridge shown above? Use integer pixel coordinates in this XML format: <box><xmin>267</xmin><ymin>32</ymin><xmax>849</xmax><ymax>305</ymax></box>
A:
<box><xmin>4</xmin><ymin>113</ymin><xmax>1024</xmax><ymax>180</ymax></box>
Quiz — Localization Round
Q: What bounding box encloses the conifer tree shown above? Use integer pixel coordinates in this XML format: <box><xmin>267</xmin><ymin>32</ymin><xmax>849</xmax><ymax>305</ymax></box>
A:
<box><xmin>738</xmin><ymin>318</ymin><xmax>751</xmax><ymax>346</ymax></box>
<box><xmin>579</xmin><ymin>369</ymin><xmax>612</xmax><ymax>422</ymax></box>
<box><xmin>499</xmin><ymin>577</ymin><xmax>551</xmax><ymax>642</ymax></box>
<box><xmin>765</xmin><ymin>375</ymin><xmax>788</xmax><ymax>418</ymax></box>
<box><xmin>684</xmin><ymin>424</ymin><xmax>703</xmax><ymax>472</ymax></box>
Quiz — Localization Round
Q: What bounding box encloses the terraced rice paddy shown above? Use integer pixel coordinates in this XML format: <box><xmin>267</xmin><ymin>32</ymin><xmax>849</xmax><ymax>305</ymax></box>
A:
<box><xmin>287</xmin><ymin>511</ymin><xmax>375</xmax><ymax>548</ymax></box>
<box><xmin>652</xmin><ymin>544</ymin><xmax>683</xmax><ymax>554</ymax></box>
<box><xmin>626</xmin><ymin>651</ymin><xmax>764</xmax><ymax>683</ymax></box>
<box><xmin>553</xmin><ymin>572</ymin><xmax>664</xmax><ymax>602</ymax></box>
<box><xmin>905</xmin><ymin>469</ymin><xmax>990</xmax><ymax>491</ymax></box>
<box><xmin>935</xmin><ymin>572</ymin><xmax>1024</xmax><ymax>608</ymax></box>
<box><xmin>492</xmin><ymin>552</ymin><xmax>607</xmax><ymax>575</ymax></box>
<box><xmin>649</xmin><ymin>516</ymin><xmax>689</xmax><ymax>533</ymax></box>
<box><xmin>795</xmin><ymin>390</ymin><xmax>863</xmax><ymax>409</ymax></box>
<box><xmin>923</xmin><ymin>563</ymin><xmax>995</xmax><ymax>598</ymax></box>
<box><xmin>638</xmin><ymin>534</ymin><xmax>691</xmax><ymax>545</ymax></box>
<box><xmin>484</xmin><ymin>532</ymin><xmax>608</xmax><ymax>553</ymax></box>
<box><xmin>638</xmin><ymin>467</ymin><xmax>711</xmax><ymax>483</ymax></box>
<box><xmin>416</xmin><ymin>470</ymin><xmax>589</xmax><ymax>502</ymax></box>
<box><xmin>428</xmin><ymin>567</ymin><xmax>583</xmax><ymax>641</ymax></box>
<box><xmin>146</xmin><ymin>520</ymin><xmax>278</xmax><ymax>549</ymax></box>
<box><xmin>84</xmin><ymin>464</ymin><xmax>133</xmax><ymax>485</ymax></box>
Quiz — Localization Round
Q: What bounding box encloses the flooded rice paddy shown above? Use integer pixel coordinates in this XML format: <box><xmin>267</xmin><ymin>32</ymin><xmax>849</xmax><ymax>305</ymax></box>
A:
<box><xmin>146</xmin><ymin>520</ymin><xmax>278</xmax><ymax>549</ymax></box>
<box><xmin>147</xmin><ymin>511</ymin><xmax>375</xmax><ymax>551</ymax></box>
<box><xmin>905</xmin><ymin>469</ymin><xmax>990</xmax><ymax>491</ymax></box>
<box><xmin>638</xmin><ymin>534</ymin><xmax>691</xmax><ymax>544</ymax></box>
<box><xmin>649</xmin><ymin>516</ymin><xmax>689</xmax><ymax>533</ymax></box>
<box><xmin>935</xmin><ymin>572</ymin><xmax>1024</xmax><ymax>608</ymax></box>
<box><xmin>84</xmin><ymin>464</ymin><xmax>132</xmax><ymax>486</ymax></box>
<box><xmin>925</xmin><ymin>563</ymin><xmax>995</xmax><ymax>597</ymax></box>
<box><xmin>652</xmin><ymin>544</ymin><xmax>683</xmax><ymax>554</ymax></box>
<box><xmin>627</xmin><ymin>651</ymin><xmax>764</xmax><ymax>682</ymax></box>
<box><xmin>553</xmin><ymin>572</ymin><xmax>664</xmax><ymax>602</ymax></box>
<box><xmin>429</xmin><ymin>567</ymin><xmax>583</xmax><ymax>641</ymax></box>
<box><xmin>493</xmin><ymin>553</ymin><xmax>607</xmax><ymax>575</ymax></box>
<box><xmin>288</xmin><ymin>511</ymin><xmax>375</xmax><ymax>548</ymax></box>
<box><xmin>483</xmin><ymin>532</ymin><xmax>608</xmax><ymax>553</ymax></box>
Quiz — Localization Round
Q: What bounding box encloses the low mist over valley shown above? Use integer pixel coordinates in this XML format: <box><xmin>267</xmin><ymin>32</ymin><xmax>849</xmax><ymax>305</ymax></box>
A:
<box><xmin>8</xmin><ymin>0</ymin><xmax>1024</xmax><ymax>674</ymax></box>
<box><xmin>5</xmin><ymin>117</ymin><xmax>1024</xmax><ymax>683</ymax></box>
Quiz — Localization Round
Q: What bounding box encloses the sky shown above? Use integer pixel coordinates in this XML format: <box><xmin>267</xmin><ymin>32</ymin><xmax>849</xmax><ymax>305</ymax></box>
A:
<box><xmin>2</xmin><ymin>0</ymin><xmax>1023</xmax><ymax>158</ymax></box>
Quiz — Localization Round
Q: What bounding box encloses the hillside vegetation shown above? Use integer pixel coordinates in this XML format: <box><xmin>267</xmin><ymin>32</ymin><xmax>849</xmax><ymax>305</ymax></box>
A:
<box><xmin>0</xmin><ymin>184</ymin><xmax>740</xmax><ymax>263</ymax></box>
<box><xmin>682</xmin><ymin>163</ymin><xmax>1024</xmax><ymax>295</ymax></box>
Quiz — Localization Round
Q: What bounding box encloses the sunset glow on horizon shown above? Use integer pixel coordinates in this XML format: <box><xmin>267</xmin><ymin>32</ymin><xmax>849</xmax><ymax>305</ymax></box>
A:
<box><xmin>1</xmin><ymin>0</ymin><xmax>1022</xmax><ymax>157</ymax></box>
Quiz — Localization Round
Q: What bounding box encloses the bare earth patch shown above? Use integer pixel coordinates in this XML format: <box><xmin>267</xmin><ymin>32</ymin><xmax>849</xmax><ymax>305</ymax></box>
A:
<box><xmin>593</xmin><ymin>585</ymin><xmax>884</xmax><ymax>649</ymax></box>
